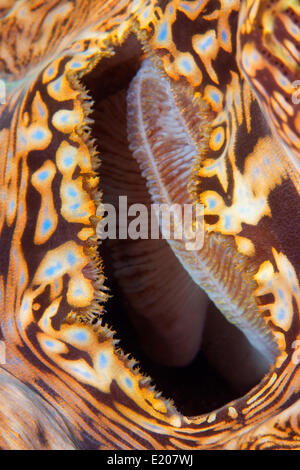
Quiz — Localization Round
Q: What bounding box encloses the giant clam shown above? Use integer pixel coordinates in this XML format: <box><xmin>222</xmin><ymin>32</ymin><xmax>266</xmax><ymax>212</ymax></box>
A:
<box><xmin>0</xmin><ymin>0</ymin><xmax>299</xmax><ymax>450</ymax></box>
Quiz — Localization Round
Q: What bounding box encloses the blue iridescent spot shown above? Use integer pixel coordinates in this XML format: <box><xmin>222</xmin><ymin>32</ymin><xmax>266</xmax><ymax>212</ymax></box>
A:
<box><xmin>72</xmin><ymin>330</ymin><xmax>88</xmax><ymax>342</ymax></box>
<box><xmin>125</xmin><ymin>377</ymin><xmax>133</xmax><ymax>388</ymax></box>
<box><xmin>20</xmin><ymin>134</ymin><xmax>27</xmax><ymax>145</ymax></box>
<box><xmin>9</xmin><ymin>200</ymin><xmax>15</xmax><ymax>212</ymax></box>
<box><xmin>70</xmin><ymin>62</ymin><xmax>82</xmax><ymax>69</ymax></box>
<box><xmin>42</xmin><ymin>219</ymin><xmax>52</xmax><ymax>233</ymax></box>
<box><xmin>221</xmin><ymin>30</ymin><xmax>227</xmax><ymax>42</ymax></box>
<box><xmin>77</xmin><ymin>212</ymin><xmax>88</xmax><ymax>218</ymax></box>
<box><xmin>60</xmin><ymin>112</ymin><xmax>69</xmax><ymax>124</ymax></box>
<box><xmin>278</xmin><ymin>308</ymin><xmax>285</xmax><ymax>321</ymax></box>
<box><xmin>45</xmin><ymin>339</ymin><xmax>55</xmax><ymax>348</ymax></box>
<box><xmin>32</xmin><ymin>129</ymin><xmax>45</xmax><ymax>141</ymax></box>
<box><xmin>38</xmin><ymin>170</ymin><xmax>49</xmax><ymax>181</ymax></box>
<box><xmin>47</xmin><ymin>66</ymin><xmax>54</xmax><ymax>76</ymax></box>
<box><xmin>243</xmin><ymin>56</ymin><xmax>249</xmax><ymax>70</ymax></box>
<box><xmin>207</xmin><ymin>198</ymin><xmax>216</xmax><ymax>209</ymax></box>
<box><xmin>224</xmin><ymin>215</ymin><xmax>232</xmax><ymax>230</ymax></box>
<box><xmin>67</xmin><ymin>251</ymin><xmax>76</xmax><ymax>266</ymax></box>
<box><xmin>99</xmin><ymin>353</ymin><xmax>108</xmax><ymax>368</ymax></box>
<box><xmin>278</xmin><ymin>289</ymin><xmax>284</xmax><ymax>299</ymax></box>
<box><xmin>264</xmin><ymin>157</ymin><xmax>271</xmax><ymax>166</ymax></box>
<box><xmin>145</xmin><ymin>423</ymin><xmax>161</xmax><ymax>431</ymax></box>
<box><xmin>181</xmin><ymin>59</ymin><xmax>192</xmax><ymax>73</ymax></box>
<box><xmin>181</xmin><ymin>3</ymin><xmax>191</xmax><ymax>12</ymax></box>
<box><xmin>74</xmin><ymin>288</ymin><xmax>84</xmax><ymax>297</ymax></box>
<box><xmin>239</xmin><ymin>206</ymin><xmax>248</xmax><ymax>216</ymax></box>
<box><xmin>157</xmin><ymin>22</ymin><xmax>168</xmax><ymax>42</ymax></box>
<box><xmin>53</xmin><ymin>77</ymin><xmax>62</xmax><ymax>92</ymax></box>
<box><xmin>73</xmin><ymin>367</ymin><xmax>92</xmax><ymax>379</ymax></box>
<box><xmin>293</xmin><ymin>285</ymin><xmax>297</xmax><ymax>294</ymax></box>
<box><xmin>251</xmin><ymin>51</ymin><xmax>259</xmax><ymax>63</ymax></box>
<box><xmin>211</xmin><ymin>92</ymin><xmax>220</xmax><ymax>103</ymax></box>
<box><xmin>45</xmin><ymin>262</ymin><xmax>62</xmax><ymax>277</ymax></box>
<box><xmin>68</xmin><ymin>187</ymin><xmax>77</xmax><ymax>197</ymax></box>
<box><xmin>279</xmin><ymin>76</ymin><xmax>289</xmax><ymax>87</ymax></box>
<box><xmin>64</xmin><ymin>155</ymin><xmax>74</xmax><ymax>167</ymax></box>
<box><xmin>200</xmin><ymin>36</ymin><xmax>213</xmax><ymax>52</ymax></box>
<box><xmin>215</xmin><ymin>132</ymin><xmax>222</xmax><ymax>143</ymax></box>
<box><xmin>37</xmin><ymin>103</ymin><xmax>45</xmax><ymax>118</ymax></box>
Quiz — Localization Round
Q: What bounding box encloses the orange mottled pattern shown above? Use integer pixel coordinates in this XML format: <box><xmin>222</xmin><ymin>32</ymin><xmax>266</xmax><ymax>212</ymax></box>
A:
<box><xmin>237</xmin><ymin>0</ymin><xmax>300</xmax><ymax>171</ymax></box>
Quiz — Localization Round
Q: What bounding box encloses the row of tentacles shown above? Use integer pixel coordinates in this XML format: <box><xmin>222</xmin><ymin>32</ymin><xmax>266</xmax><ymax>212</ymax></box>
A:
<box><xmin>0</xmin><ymin>0</ymin><xmax>299</xmax><ymax>450</ymax></box>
